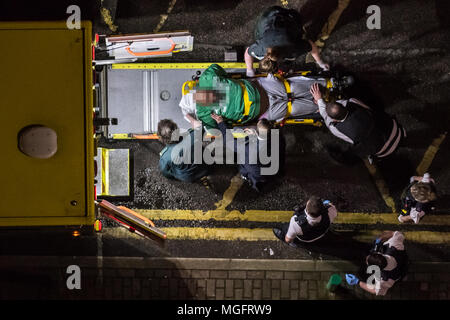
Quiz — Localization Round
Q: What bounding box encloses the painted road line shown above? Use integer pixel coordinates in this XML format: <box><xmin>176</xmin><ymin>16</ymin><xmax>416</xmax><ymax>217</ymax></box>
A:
<box><xmin>158</xmin><ymin>227</ymin><xmax>450</xmax><ymax>244</ymax></box>
<box><xmin>100</xmin><ymin>4</ymin><xmax>118</xmax><ymax>33</ymax></box>
<box><xmin>315</xmin><ymin>0</ymin><xmax>351</xmax><ymax>47</ymax></box>
<box><xmin>214</xmin><ymin>174</ymin><xmax>244</xmax><ymax>210</ymax></box>
<box><xmin>135</xmin><ymin>209</ymin><xmax>450</xmax><ymax>226</ymax></box>
<box><xmin>154</xmin><ymin>0</ymin><xmax>178</xmax><ymax>33</ymax></box>
<box><xmin>363</xmin><ymin>159</ymin><xmax>397</xmax><ymax>213</ymax></box>
<box><xmin>416</xmin><ymin>132</ymin><xmax>447</xmax><ymax>176</ymax></box>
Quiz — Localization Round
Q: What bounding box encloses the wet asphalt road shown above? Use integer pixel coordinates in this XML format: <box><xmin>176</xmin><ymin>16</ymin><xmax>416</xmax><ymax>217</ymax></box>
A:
<box><xmin>1</xmin><ymin>0</ymin><xmax>449</xmax><ymax>261</ymax></box>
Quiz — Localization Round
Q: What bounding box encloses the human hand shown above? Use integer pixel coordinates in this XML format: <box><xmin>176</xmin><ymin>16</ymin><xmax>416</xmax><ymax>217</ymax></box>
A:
<box><xmin>243</xmin><ymin>128</ymin><xmax>257</xmax><ymax>135</ymax></box>
<box><xmin>210</xmin><ymin>113</ymin><xmax>223</xmax><ymax>123</ymax></box>
<box><xmin>192</xmin><ymin>119</ymin><xmax>202</xmax><ymax>129</ymax></box>
<box><xmin>345</xmin><ymin>274</ymin><xmax>360</xmax><ymax>286</ymax></box>
<box><xmin>310</xmin><ymin>83</ymin><xmax>322</xmax><ymax>103</ymax></box>
<box><xmin>318</xmin><ymin>61</ymin><xmax>330</xmax><ymax>71</ymax></box>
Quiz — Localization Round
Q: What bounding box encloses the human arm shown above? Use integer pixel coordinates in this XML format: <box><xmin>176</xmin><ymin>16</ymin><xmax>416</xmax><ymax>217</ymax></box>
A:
<box><xmin>382</xmin><ymin>231</ymin><xmax>405</xmax><ymax>250</ymax></box>
<box><xmin>185</xmin><ymin>113</ymin><xmax>202</xmax><ymax>129</ymax></box>
<box><xmin>310</xmin><ymin>83</ymin><xmax>355</xmax><ymax>144</ymax></box>
<box><xmin>245</xmin><ymin>47</ymin><xmax>256</xmax><ymax>77</ymax></box>
<box><xmin>308</xmin><ymin>40</ymin><xmax>329</xmax><ymax>71</ymax></box>
<box><xmin>310</xmin><ymin>83</ymin><xmax>333</xmax><ymax>127</ymax></box>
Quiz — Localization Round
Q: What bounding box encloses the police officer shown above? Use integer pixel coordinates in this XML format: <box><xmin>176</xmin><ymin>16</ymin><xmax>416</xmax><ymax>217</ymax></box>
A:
<box><xmin>310</xmin><ymin>83</ymin><xmax>406</xmax><ymax>163</ymax></box>
<box><xmin>399</xmin><ymin>173</ymin><xmax>437</xmax><ymax>224</ymax></box>
<box><xmin>273</xmin><ymin>196</ymin><xmax>338</xmax><ymax>247</ymax></box>
<box><xmin>345</xmin><ymin>231</ymin><xmax>408</xmax><ymax>296</ymax></box>
<box><xmin>244</xmin><ymin>6</ymin><xmax>329</xmax><ymax>76</ymax></box>
<box><xmin>211</xmin><ymin>114</ymin><xmax>285</xmax><ymax>192</ymax></box>
<box><xmin>157</xmin><ymin>119</ymin><xmax>209</xmax><ymax>183</ymax></box>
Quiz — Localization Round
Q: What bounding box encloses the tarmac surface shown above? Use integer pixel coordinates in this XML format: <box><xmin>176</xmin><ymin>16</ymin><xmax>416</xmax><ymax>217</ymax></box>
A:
<box><xmin>1</xmin><ymin>0</ymin><xmax>450</xmax><ymax>266</ymax></box>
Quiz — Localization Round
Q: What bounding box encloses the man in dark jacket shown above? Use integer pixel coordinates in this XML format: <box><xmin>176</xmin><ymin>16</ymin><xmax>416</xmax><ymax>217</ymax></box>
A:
<box><xmin>157</xmin><ymin>119</ymin><xmax>208</xmax><ymax>182</ymax></box>
<box><xmin>345</xmin><ymin>231</ymin><xmax>408</xmax><ymax>296</ymax></box>
<box><xmin>210</xmin><ymin>114</ymin><xmax>285</xmax><ymax>192</ymax></box>
<box><xmin>310</xmin><ymin>83</ymin><xmax>406</xmax><ymax>163</ymax></box>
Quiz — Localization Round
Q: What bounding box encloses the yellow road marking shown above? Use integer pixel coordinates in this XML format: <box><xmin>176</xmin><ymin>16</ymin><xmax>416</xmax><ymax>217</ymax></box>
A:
<box><xmin>159</xmin><ymin>227</ymin><xmax>450</xmax><ymax>244</ymax></box>
<box><xmin>100</xmin><ymin>6</ymin><xmax>118</xmax><ymax>33</ymax></box>
<box><xmin>363</xmin><ymin>159</ymin><xmax>397</xmax><ymax>213</ymax></box>
<box><xmin>154</xmin><ymin>0</ymin><xmax>178</xmax><ymax>33</ymax></box>
<box><xmin>315</xmin><ymin>0</ymin><xmax>351</xmax><ymax>47</ymax></box>
<box><xmin>416</xmin><ymin>132</ymin><xmax>447</xmax><ymax>176</ymax></box>
<box><xmin>214</xmin><ymin>174</ymin><xmax>244</xmax><ymax>210</ymax></box>
<box><xmin>135</xmin><ymin>209</ymin><xmax>450</xmax><ymax>226</ymax></box>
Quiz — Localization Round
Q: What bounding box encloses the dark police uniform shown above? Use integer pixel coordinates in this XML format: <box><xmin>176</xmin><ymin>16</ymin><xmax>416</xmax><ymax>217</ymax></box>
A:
<box><xmin>248</xmin><ymin>6</ymin><xmax>311</xmax><ymax>61</ymax></box>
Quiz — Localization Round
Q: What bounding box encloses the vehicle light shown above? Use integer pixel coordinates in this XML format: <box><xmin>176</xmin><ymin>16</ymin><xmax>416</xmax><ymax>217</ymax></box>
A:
<box><xmin>72</xmin><ymin>230</ymin><xmax>81</xmax><ymax>237</ymax></box>
<box><xmin>94</xmin><ymin>219</ymin><xmax>102</xmax><ymax>232</ymax></box>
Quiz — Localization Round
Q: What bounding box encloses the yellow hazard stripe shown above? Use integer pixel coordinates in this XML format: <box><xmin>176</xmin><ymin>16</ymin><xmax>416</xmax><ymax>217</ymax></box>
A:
<box><xmin>101</xmin><ymin>148</ymin><xmax>109</xmax><ymax>195</ymax></box>
<box><xmin>134</xmin><ymin>209</ymin><xmax>450</xmax><ymax>226</ymax></box>
<box><xmin>111</xmin><ymin>62</ymin><xmax>260</xmax><ymax>70</ymax></box>
<box><xmin>157</xmin><ymin>227</ymin><xmax>450</xmax><ymax>244</ymax></box>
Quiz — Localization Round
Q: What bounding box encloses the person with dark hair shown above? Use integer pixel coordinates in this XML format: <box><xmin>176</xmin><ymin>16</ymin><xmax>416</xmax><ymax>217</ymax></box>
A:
<box><xmin>345</xmin><ymin>231</ymin><xmax>408</xmax><ymax>296</ymax></box>
<box><xmin>210</xmin><ymin>114</ymin><xmax>285</xmax><ymax>192</ymax></box>
<box><xmin>244</xmin><ymin>6</ymin><xmax>329</xmax><ymax>77</ymax></box>
<box><xmin>272</xmin><ymin>196</ymin><xmax>338</xmax><ymax>247</ymax></box>
<box><xmin>310</xmin><ymin>83</ymin><xmax>406</xmax><ymax>163</ymax></box>
<box><xmin>157</xmin><ymin>119</ymin><xmax>209</xmax><ymax>183</ymax></box>
<box><xmin>399</xmin><ymin>173</ymin><xmax>437</xmax><ymax>224</ymax></box>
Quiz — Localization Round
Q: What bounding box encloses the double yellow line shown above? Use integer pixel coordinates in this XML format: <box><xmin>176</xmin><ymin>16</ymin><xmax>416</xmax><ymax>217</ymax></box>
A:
<box><xmin>134</xmin><ymin>209</ymin><xmax>450</xmax><ymax>244</ymax></box>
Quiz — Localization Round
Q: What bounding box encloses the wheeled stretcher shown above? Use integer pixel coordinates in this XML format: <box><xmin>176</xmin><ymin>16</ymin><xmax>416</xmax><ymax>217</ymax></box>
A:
<box><xmin>95</xmin><ymin>62</ymin><xmax>353</xmax><ymax>140</ymax></box>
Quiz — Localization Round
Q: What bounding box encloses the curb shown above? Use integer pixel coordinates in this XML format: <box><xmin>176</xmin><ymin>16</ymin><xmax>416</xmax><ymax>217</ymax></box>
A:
<box><xmin>1</xmin><ymin>256</ymin><xmax>449</xmax><ymax>273</ymax></box>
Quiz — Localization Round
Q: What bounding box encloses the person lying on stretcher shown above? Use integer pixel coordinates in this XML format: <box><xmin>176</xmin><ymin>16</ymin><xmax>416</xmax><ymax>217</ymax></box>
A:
<box><xmin>178</xmin><ymin>63</ymin><xmax>328</xmax><ymax>129</ymax></box>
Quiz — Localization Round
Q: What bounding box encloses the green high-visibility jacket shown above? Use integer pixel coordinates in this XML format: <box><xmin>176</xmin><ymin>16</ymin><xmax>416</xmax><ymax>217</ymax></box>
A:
<box><xmin>196</xmin><ymin>64</ymin><xmax>261</xmax><ymax>129</ymax></box>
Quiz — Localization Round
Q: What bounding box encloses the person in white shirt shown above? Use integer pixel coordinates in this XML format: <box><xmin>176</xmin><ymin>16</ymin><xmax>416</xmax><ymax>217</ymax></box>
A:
<box><xmin>399</xmin><ymin>173</ymin><xmax>437</xmax><ymax>224</ymax></box>
<box><xmin>346</xmin><ymin>231</ymin><xmax>408</xmax><ymax>296</ymax></box>
<box><xmin>273</xmin><ymin>196</ymin><xmax>338</xmax><ymax>247</ymax></box>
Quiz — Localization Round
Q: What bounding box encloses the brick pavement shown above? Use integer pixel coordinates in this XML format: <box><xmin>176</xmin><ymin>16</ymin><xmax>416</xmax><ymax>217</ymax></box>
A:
<box><xmin>0</xmin><ymin>256</ymin><xmax>449</xmax><ymax>300</ymax></box>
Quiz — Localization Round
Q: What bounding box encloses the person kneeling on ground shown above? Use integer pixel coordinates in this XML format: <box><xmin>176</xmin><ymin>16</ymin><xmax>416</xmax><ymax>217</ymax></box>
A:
<box><xmin>310</xmin><ymin>83</ymin><xmax>406</xmax><ymax>163</ymax></box>
<box><xmin>211</xmin><ymin>114</ymin><xmax>285</xmax><ymax>192</ymax></box>
<box><xmin>272</xmin><ymin>196</ymin><xmax>338</xmax><ymax>247</ymax></box>
<box><xmin>398</xmin><ymin>173</ymin><xmax>437</xmax><ymax>224</ymax></box>
<box><xmin>345</xmin><ymin>231</ymin><xmax>408</xmax><ymax>296</ymax></box>
<box><xmin>157</xmin><ymin>119</ymin><xmax>209</xmax><ymax>183</ymax></box>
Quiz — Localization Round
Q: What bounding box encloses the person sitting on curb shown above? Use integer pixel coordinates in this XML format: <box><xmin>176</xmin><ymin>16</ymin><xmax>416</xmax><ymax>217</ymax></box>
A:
<box><xmin>272</xmin><ymin>196</ymin><xmax>338</xmax><ymax>247</ymax></box>
<box><xmin>398</xmin><ymin>173</ymin><xmax>437</xmax><ymax>224</ymax></box>
<box><xmin>310</xmin><ymin>83</ymin><xmax>406</xmax><ymax>164</ymax></box>
<box><xmin>345</xmin><ymin>231</ymin><xmax>408</xmax><ymax>296</ymax></box>
<box><xmin>157</xmin><ymin>119</ymin><xmax>209</xmax><ymax>183</ymax></box>
<box><xmin>244</xmin><ymin>6</ymin><xmax>329</xmax><ymax>76</ymax></box>
<box><xmin>211</xmin><ymin>113</ymin><xmax>285</xmax><ymax>192</ymax></box>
